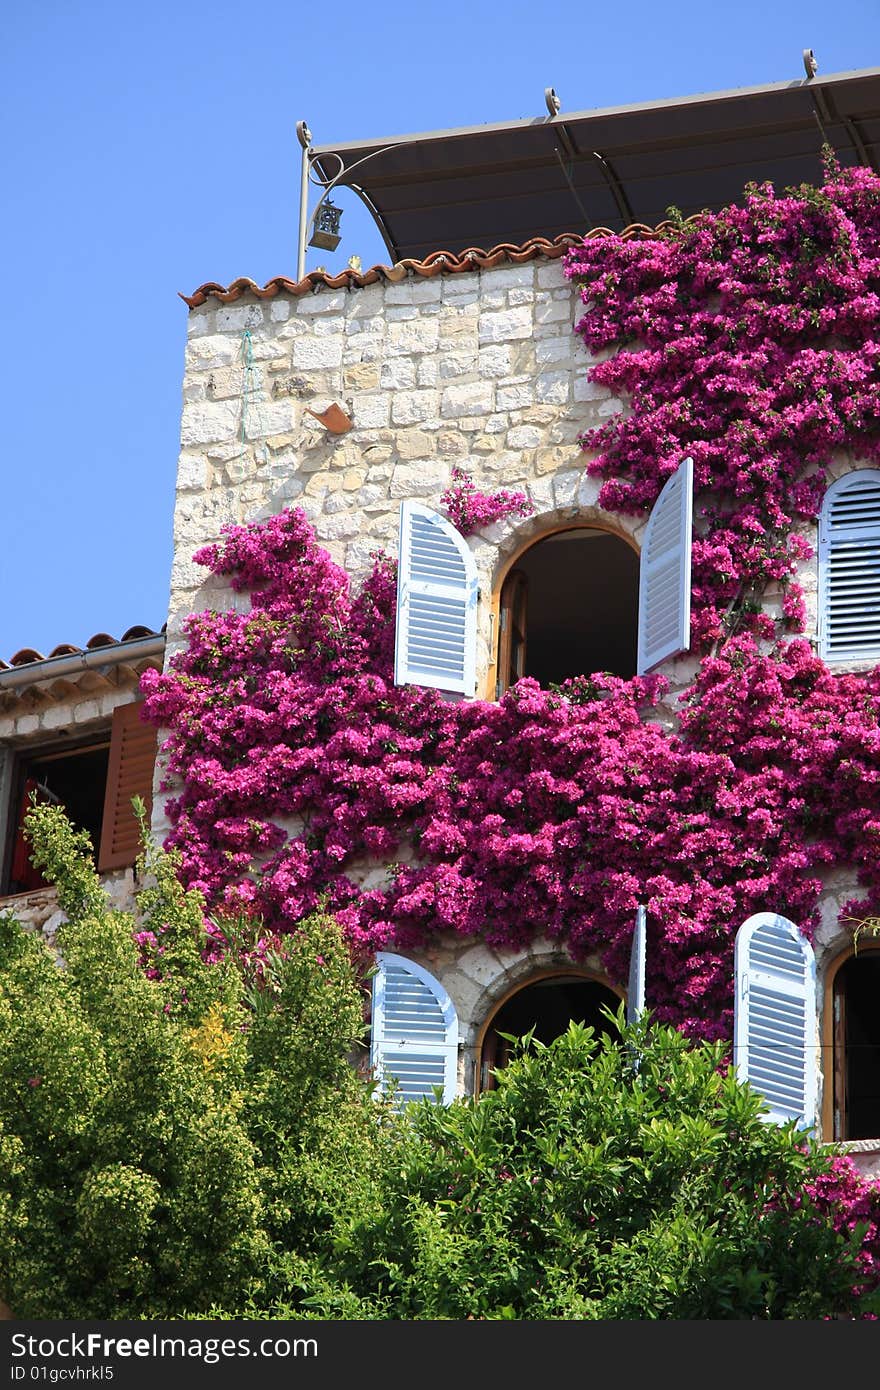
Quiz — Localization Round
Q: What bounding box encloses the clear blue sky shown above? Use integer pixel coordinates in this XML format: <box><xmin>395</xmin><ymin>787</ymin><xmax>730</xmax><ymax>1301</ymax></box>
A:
<box><xmin>2</xmin><ymin>1</ymin><xmax>879</xmax><ymax>661</ymax></box>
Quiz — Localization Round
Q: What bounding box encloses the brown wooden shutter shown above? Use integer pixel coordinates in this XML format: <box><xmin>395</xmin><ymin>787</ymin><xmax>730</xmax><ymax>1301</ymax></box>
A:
<box><xmin>97</xmin><ymin>701</ymin><xmax>157</xmax><ymax>871</ymax></box>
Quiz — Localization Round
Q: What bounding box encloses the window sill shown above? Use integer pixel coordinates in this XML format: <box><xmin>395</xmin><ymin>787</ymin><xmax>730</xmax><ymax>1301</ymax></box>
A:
<box><xmin>831</xmin><ymin>1136</ymin><xmax>880</xmax><ymax>1153</ymax></box>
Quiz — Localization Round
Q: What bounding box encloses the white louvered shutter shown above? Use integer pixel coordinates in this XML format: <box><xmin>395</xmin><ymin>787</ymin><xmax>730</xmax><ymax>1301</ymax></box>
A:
<box><xmin>626</xmin><ymin>905</ymin><xmax>646</xmax><ymax>1026</ymax></box>
<box><xmin>394</xmin><ymin>501</ymin><xmax>478</xmax><ymax>695</ymax></box>
<box><xmin>636</xmin><ymin>456</ymin><xmax>694</xmax><ymax>674</ymax></box>
<box><xmin>370</xmin><ymin>952</ymin><xmax>459</xmax><ymax>1107</ymax></box>
<box><xmin>818</xmin><ymin>469</ymin><xmax>880</xmax><ymax>663</ymax></box>
<box><xmin>733</xmin><ymin>912</ymin><xmax>817</xmax><ymax>1129</ymax></box>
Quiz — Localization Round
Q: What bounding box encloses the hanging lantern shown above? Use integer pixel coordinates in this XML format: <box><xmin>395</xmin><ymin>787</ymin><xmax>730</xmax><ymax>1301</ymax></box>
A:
<box><xmin>308</xmin><ymin>199</ymin><xmax>343</xmax><ymax>252</ymax></box>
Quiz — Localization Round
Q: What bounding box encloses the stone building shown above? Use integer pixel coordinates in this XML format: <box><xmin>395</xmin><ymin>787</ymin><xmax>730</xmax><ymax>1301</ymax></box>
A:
<box><xmin>4</xmin><ymin>63</ymin><xmax>880</xmax><ymax>1172</ymax></box>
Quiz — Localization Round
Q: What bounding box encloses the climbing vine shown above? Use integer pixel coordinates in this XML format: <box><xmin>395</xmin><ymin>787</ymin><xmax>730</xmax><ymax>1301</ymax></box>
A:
<box><xmin>566</xmin><ymin>162</ymin><xmax>880</xmax><ymax>647</ymax></box>
<box><xmin>142</xmin><ymin>163</ymin><xmax>880</xmax><ymax>1044</ymax></box>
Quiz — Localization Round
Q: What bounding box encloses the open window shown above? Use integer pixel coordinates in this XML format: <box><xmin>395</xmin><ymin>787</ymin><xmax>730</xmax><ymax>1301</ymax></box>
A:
<box><xmin>496</xmin><ymin>529</ymin><xmax>639</xmax><ymax>692</ymax></box>
<box><xmin>477</xmin><ymin>972</ymin><xmax>623</xmax><ymax>1094</ymax></box>
<box><xmin>2</xmin><ymin>701</ymin><xmax>157</xmax><ymax>894</ymax></box>
<box><xmin>818</xmin><ymin>469</ymin><xmax>880</xmax><ymax>664</ymax></box>
<box><xmin>733</xmin><ymin>912</ymin><xmax>817</xmax><ymax>1130</ymax></box>
<box><xmin>494</xmin><ymin>458</ymin><xmax>693</xmax><ymax>693</ymax></box>
<box><xmin>825</xmin><ymin>946</ymin><xmax>880</xmax><ymax>1141</ymax></box>
<box><xmin>393</xmin><ymin>460</ymin><xmax>693</xmax><ymax>699</ymax></box>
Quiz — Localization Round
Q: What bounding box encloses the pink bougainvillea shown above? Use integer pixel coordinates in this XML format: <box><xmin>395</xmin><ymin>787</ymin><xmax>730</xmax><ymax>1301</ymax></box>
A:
<box><xmin>565</xmin><ymin>163</ymin><xmax>880</xmax><ymax>649</ymax></box>
<box><xmin>142</xmin><ymin>516</ymin><xmax>880</xmax><ymax>1045</ymax></box>
<box><xmin>440</xmin><ymin>464</ymin><xmax>532</xmax><ymax>536</ymax></box>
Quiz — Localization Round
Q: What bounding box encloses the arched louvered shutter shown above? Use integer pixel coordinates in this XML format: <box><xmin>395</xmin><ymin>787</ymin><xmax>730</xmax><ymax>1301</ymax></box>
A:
<box><xmin>394</xmin><ymin>501</ymin><xmax>478</xmax><ymax>695</ymax></box>
<box><xmin>636</xmin><ymin>456</ymin><xmax>693</xmax><ymax>675</ymax></box>
<box><xmin>818</xmin><ymin>469</ymin><xmax>880</xmax><ymax>663</ymax></box>
<box><xmin>733</xmin><ymin>912</ymin><xmax>817</xmax><ymax>1129</ymax></box>
<box><xmin>370</xmin><ymin>952</ymin><xmax>459</xmax><ymax>1107</ymax></box>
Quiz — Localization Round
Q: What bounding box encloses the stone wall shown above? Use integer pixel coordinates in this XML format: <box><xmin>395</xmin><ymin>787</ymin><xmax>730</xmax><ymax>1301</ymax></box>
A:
<box><xmin>172</xmin><ymin>260</ymin><xmax>634</xmax><ymax>657</ymax></box>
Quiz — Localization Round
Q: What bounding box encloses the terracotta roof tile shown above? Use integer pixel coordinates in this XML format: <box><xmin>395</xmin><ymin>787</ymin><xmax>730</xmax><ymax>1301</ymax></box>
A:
<box><xmin>1</xmin><ymin>626</ymin><xmax>165</xmax><ymax>673</ymax></box>
<box><xmin>181</xmin><ymin>222</ymin><xmax>683</xmax><ymax>308</ymax></box>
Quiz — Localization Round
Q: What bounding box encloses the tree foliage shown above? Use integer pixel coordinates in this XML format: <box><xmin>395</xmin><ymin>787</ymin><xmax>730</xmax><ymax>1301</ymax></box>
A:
<box><xmin>0</xmin><ymin>802</ymin><xmax>382</xmax><ymax>1318</ymax></box>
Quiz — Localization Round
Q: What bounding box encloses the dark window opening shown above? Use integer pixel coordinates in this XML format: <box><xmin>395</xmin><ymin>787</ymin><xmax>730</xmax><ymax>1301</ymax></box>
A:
<box><xmin>479</xmin><ymin>974</ymin><xmax>621</xmax><ymax>1092</ymax></box>
<box><xmin>6</xmin><ymin>741</ymin><xmax>110</xmax><ymax>894</ymax></box>
<box><xmin>497</xmin><ymin>529</ymin><xmax>639</xmax><ymax>695</ymax></box>
<box><xmin>834</xmin><ymin>953</ymin><xmax>880</xmax><ymax>1140</ymax></box>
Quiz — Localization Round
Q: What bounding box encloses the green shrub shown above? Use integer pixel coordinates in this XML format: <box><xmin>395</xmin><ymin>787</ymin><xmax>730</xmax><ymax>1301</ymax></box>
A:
<box><xmin>300</xmin><ymin>1015</ymin><xmax>876</xmax><ymax>1319</ymax></box>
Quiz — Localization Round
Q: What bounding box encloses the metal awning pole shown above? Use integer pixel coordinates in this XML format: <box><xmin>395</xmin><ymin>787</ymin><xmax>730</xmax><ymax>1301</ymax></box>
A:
<box><xmin>296</xmin><ymin>121</ymin><xmax>312</xmax><ymax>283</ymax></box>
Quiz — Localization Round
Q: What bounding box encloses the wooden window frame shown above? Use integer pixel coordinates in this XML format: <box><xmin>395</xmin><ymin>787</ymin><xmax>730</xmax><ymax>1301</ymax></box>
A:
<box><xmin>821</xmin><ymin>940</ymin><xmax>880</xmax><ymax>1142</ymax></box>
<box><xmin>474</xmin><ymin>967</ymin><xmax>624</xmax><ymax>1096</ymax></box>
<box><xmin>485</xmin><ymin>522</ymin><xmax>639</xmax><ymax>701</ymax></box>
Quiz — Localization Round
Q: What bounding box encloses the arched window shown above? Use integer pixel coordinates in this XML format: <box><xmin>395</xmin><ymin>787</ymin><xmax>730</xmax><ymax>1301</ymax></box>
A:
<box><xmin>476</xmin><ymin>971</ymin><xmax>622</xmax><ymax>1094</ymax></box>
<box><xmin>393</xmin><ymin>458</ymin><xmax>694</xmax><ymax>699</ymax></box>
<box><xmin>370</xmin><ymin>952</ymin><xmax>459</xmax><ymax>1107</ymax></box>
<box><xmin>497</xmin><ymin>528</ymin><xmax>639</xmax><ymax>692</ymax></box>
<box><xmin>818</xmin><ymin>469</ymin><xmax>880</xmax><ymax>664</ymax></box>
<box><xmin>824</xmin><ymin>945</ymin><xmax>880</xmax><ymax>1141</ymax></box>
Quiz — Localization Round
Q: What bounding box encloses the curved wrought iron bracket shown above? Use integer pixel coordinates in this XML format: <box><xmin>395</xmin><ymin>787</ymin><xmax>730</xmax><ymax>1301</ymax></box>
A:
<box><xmin>296</xmin><ymin>125</ymin><xmax>401</xmax><ymax>278</ymax></box>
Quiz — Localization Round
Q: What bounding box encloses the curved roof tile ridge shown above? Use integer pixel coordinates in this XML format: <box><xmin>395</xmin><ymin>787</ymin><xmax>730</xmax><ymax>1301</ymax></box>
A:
<box><xmin>1</xmin><ymin>625</ymin><xmax>166</xmax><ymax>673</ymax></box>
<box><xmin>180</xmin><ymin>220</ymin><xmax>693</xmax><ymax>308</ymax></box>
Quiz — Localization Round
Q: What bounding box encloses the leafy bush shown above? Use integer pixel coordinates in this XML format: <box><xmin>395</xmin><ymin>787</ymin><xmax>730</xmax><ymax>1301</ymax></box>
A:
<box><xmin>299</xmin><ymin>1014</ymin><xmax>880</xmax><ymax>1319</ymax></box>
<box><xmin>0</xmin><ymin>803</ymin><xmax>381</xmax><ymax>1318</ymax></box>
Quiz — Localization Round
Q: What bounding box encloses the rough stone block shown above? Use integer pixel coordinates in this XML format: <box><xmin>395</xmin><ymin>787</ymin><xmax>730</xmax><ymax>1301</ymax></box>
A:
<box><xmin>386</xmin><ymin>318</ymin><xmax>441</xmax><ymax>357</ymax></box>
<box><xmin>380</xmin><ymin>358</ymin><xmax>417</xmax><ymax>391</ymax></box>
<box><xmin>536</xmin><ymin>336</ymin><xmax>577</xmax><ymax>365</ymax></box>
<box><xmin>389</xmin><ymin>461</ymin><xmax>448</xmax><ymax>497</ymax></box>
<box><xmin>185</xmin><ymin>335</ymin><xmax>240</xmax><ymax>368</ymax></box>
<box><xmin>507</xmin><ymin>425</ymin><xmax>543</xmax><ymax>449</ymax></box>
<box><xmin>353</xmin><ymin>394</ymin><xmax>392</xmax><ymax>429</ymax></box>
<box><xmin>177</xmin><ymin>454</ymin><xmax>209</xmax><ymax>491</ymax></box>
<box><xmin>391</xmin><ymin>390</ymin><xmax>439</xmax><ymax>425</ymax></box>
<box><xmin>295</xmin><ymin>289</ymin><xmax>347</xmax><ymax>315</ymax></box>
<box><xmin>478</xmin><ymin>306</ymin><xmax>533</xmax><ymax>343</ymax></box>
<box><xmin>441</xmin><ymin>381</ymin><xmax>495</xmax><ymax>418</ymax></box>
<box><xmin>291</xmin><ymin>335</ymin><xmax>344</xmax><ymax>369</ymax></box>
<box><xmin>537</xmin><ymin>262</ymin><xmax>566</xmax><ymax>289</ymax></box>
<box><xmin>535</xmin><ymin>371</ymin><xmax>571</xmax><ymax>405</ymax></box>
<box><xmin>216</xmin><ymin>303</ymin><xmax>265</xmax><ymax>331</ymax></box>
<box><xmin>180</xmin><ymin>400</ymin><xmax>239</xmax><ymax>446</ymax></box>
<box><xmin>496</xmin><ymin>381</ymin><xmax>536</xmax><ymax>410</ymax></box>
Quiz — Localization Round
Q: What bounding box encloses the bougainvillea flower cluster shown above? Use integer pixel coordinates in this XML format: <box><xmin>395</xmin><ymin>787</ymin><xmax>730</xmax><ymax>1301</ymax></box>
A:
<box><xmin>439</xmin><ymin>464</ymin><xmax>532</xmax><ymax>536</ymax></box>
<box><xmin>565</xmin><ymin>163</ymin><xmax>880</xmax><ymax>649</ymax></box>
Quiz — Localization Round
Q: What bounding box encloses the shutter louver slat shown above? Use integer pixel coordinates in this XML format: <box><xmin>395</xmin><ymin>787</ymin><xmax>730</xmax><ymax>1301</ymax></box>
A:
<box><xmin>371</xmin><ymin>952</ymin><xmax>459</xmax><ymax>1108</ymax></box>
<box><xmin>637</xmin><ymin>456</ymin><xmax>694</xmax><ymax>674</ymax></box>
<box><xmin>733</xmin><ymin>912</ymin><xmax>817</xmax><ymax>1130</ymax></box>
<box><xmin>819</xmin><ymin>470</ymin><xmax>880</xmax><ymax>662</ymax></box>
<box><xmin>394</xmin><ymin>502</ymin><xmax>478</xmax><ymax>695</ymax></box>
